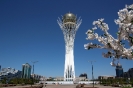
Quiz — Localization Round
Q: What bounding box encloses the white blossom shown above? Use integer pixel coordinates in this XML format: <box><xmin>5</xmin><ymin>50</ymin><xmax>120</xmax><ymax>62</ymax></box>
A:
<box><xmin>98</xmin><ymin>18</ymin><xmax>104</xmax><ymax>22</ymax></box>
<box><xmin>86</xmin><ymin>30</ymin><xmax>93</xmax><ymax>34</ymax></box>
<box><xmin>85</xmin><ymin>4</ymin><xmax>133</xmax><ymax>66</ymax></box>
<box><xmin>86</xmin><ymin>33</ymin><xmax>95</xmax><ymax>40</ymax></box>
<box><xmin>92</xmin><ymin>27</ymin><xmax>97</xmax><ymax>30</ymax></box>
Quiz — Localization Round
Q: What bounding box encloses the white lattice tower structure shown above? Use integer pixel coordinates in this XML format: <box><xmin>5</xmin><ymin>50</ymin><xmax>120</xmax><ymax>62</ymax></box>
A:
<box><xmin>57</xmin><ymin>13</ymin><xmax>82</xmax><ymax>81</ymax></box>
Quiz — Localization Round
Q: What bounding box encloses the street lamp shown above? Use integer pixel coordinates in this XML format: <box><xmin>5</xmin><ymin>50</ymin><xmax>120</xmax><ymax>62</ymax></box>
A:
<box><xmin>31</xmin><ymin>61</ymin><xmax>38</xmax><ymax>83</ymax></box>
<box><xmin>88</xmin><ymin>61</ymin><xmax>96</xmax><ymax>88</ymax></box>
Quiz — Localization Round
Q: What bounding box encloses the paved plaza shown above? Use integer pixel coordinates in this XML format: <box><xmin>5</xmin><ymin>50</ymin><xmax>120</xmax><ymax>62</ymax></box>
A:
<box><xmin>44</xmin><ymin>84</ymin><xmax>120</xmax><ymax>88</ymax></box>
<box><xmin>2</xmin><ymin>84</ymin><xmax>120</xmax><ymax>88</ymax></box>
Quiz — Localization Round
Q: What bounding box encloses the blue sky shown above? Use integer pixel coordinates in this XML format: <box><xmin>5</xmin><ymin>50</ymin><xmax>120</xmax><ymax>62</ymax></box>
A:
<box><xmin>0</xmin><ymin>0</ymin><xmax>133</xmax><ymax>79</ymax></box>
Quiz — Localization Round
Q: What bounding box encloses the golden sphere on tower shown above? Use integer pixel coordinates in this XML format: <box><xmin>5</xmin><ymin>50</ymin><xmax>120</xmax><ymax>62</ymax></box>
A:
<box><xmin>62</xmin><ymin>13</ymin><xmax>76</xmax><ymax>23</ymax></box>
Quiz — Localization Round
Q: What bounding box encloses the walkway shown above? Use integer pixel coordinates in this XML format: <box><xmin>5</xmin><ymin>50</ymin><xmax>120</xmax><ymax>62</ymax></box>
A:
<box><xmin>2</xmin><ymin>84</ymin><xmax>120</xmax><ymax>88</ymax></box>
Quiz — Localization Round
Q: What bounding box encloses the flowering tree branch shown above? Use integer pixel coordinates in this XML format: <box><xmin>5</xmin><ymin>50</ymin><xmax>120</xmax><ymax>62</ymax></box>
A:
<box><xmin>84</xmin><ymin>4</ymin><xmax>133</xmax><ymax>66</ymax></box>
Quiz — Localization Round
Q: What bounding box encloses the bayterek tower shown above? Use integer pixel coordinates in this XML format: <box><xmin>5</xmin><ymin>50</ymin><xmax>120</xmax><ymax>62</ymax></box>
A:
<box><xmin>57</xmin><ymin>13</ymin><xmax>82</xmax><ymax>81</ymax></box>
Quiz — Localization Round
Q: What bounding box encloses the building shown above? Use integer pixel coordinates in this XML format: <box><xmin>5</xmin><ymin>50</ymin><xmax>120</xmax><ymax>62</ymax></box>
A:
<box><xmin>123</xmin><ymin>68</ymin><xmax>133</xmax><ymax>78</ymax></box>
<box><xmin>31</xmin><ymin>74</ymin><xmax>42</xmax><ymax>80</ymax></box>
<box><xmin>0</xmin><ymin>67</ymin><xmax>21</xmax><ymax>81</ymax></box>
<box><xmin>0</xmin><ymin>65</ymin><xmax>1</xmax><ymax>72</ymax></box>
<box><xmin>123</xmin><ymin>72</ymin><xmax>130</xmax><ymax>78</ymax></box>
<box><xmin>98</xmin><ymin>75</ymin><xmax>115</xmax><ymax>80</ymax></box>
<box><xmin>75</xmin><ymin>77</ymin><xmax>87</xmax><ymax>81</ymax></box>
<box><xmin>58</xmin><ymin>13</ymin><xmax>82</xmax><ymax>81</ymax></box>
<box><xmin>115</xmin><ymin>63</ymin><xmax>123</xmax><ymax>77</ymax></box>
<box><xmin>128</xmin><ymin>68</ymin><xmax>133</xmax><ymax>78</ymax></box>
<box><xmin>46</xmin><ymin>76</ymin><xmax>88</xmax><ymax>81</ymax></box>
<box><xmin>79</xmin><ymin>73</ymin><xmax>88</xmax><ymax>79</ymax></box>
<box><xmin>55</xmin><ymin>77</ymin><xmax>64</xmax><ymax>81</ymax></box>
<box><xmin>40</xmin><ymin>76</ymin><xmax>46</xmax><ymax>81</ymax></box>
<box><xmin>21</xmin><ymin>63</ymin><xmax>32</xmax><ymax>79</ymax></box>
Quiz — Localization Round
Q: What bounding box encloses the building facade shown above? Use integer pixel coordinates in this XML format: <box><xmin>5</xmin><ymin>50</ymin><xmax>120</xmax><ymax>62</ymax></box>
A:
<box><xmin>0</xmin><ymin>67</ymin><xmax>21</xmax><ymax>82</ymax></box>
<box><xmin>75</xmin><ymin>77</ymin><xmax>87</xmax><ymax>81</ymax></box>
<box><xmin>123</xmin><ymin>68</ymin><xmax>133</xmax><ymax>78</ymax></box>
<box><xmin>54</xmin><ymin>77</ymin><xmax>64</xmax><ymax>81</ymax></box>
<box><xmin>116</xmin><ymin>63</ymin><xmax>123</xmax><ymax>77</ymax></box>
<box><xmin>0</xmin><ymin>65</ymin><xmax>1</xmax><ymax>72</ymax></box>
<box><xmin>31</xmin><ymin>74</ymin><xmax>42</xmax><ymax>80</ymax></box>
<box><xmin>46</xmin><ymin>76</ymin><xmax>87</xmax><ymax>81</ymax></box>
<box><xmin>123</xmin><ymin>72</ymin><xmax>130</xmax><ymax>78</ymax></box>
<box><xmin>98</xmin><ymin>75</ymin><xmax>115</xmax><ymax>80</ymax></box>
<box><xmin>128</xmin><ymin>68</ymin><xmax>133</xmax><ymax>78</ymax></box>
<box><xmin>22</xmin><ymin>63</ymin><xmax>32</xmax><ymax>79</ymax></box>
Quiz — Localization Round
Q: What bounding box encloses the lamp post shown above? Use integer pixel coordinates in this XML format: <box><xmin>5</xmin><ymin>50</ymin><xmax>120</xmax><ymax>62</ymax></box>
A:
<box><xmin>88</xmin><ymin>61</ymin><xmax>96</xmax><ymax>88</ymax></box>
<box><xmin>31</xmin><ymin>61</ymin><xmax>38</xmax><ymax>84</ymax></box>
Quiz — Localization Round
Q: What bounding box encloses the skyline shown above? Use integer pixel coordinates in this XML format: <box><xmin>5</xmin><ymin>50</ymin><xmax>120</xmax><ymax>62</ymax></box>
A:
<box><xmin>0</xmin><ymin>0</ymin><xmax>133</xmax><ymax>79</ymax></box>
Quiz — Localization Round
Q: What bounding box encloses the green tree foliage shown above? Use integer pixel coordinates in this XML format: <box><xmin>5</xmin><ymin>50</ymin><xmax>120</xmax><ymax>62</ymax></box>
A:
<box><xmin>1</xmin><ymin>77</ymin><xmax>7</xmax><ymax>84</ymax></box>
<box><xmin>7</xmin><ymin>78</ymin><xmax>38</xmax><ymax>85</ymax></box>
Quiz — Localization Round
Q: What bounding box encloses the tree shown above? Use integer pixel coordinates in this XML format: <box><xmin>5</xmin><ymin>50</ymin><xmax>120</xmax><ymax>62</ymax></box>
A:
<box><xmin>130</xmin><ymin>78</ymin><xmax>133</xmax><ymax>86</ymax></box>
<box><xmin>1</xmin><ymin>77</ymin><xmax>7</xmax><ymax>84</ymax></box>
<box><xmin>84</xmin><ymin>4</ymin><xmax>133</xmax><ymax>66</ymax></box>
<box><xmin>10</xmin><ymin>78</ymin><xmax>18</xmax><ymax>84</ymax></box>
<box><xmin>101</xmin><ymin>78</ymin><xmax>104</xmax><ymax>85</ymax></box>
<box><xmin>107</xmin><ymin>78</ymin><xmax>111</xmax><ymax>85</ymax></box>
